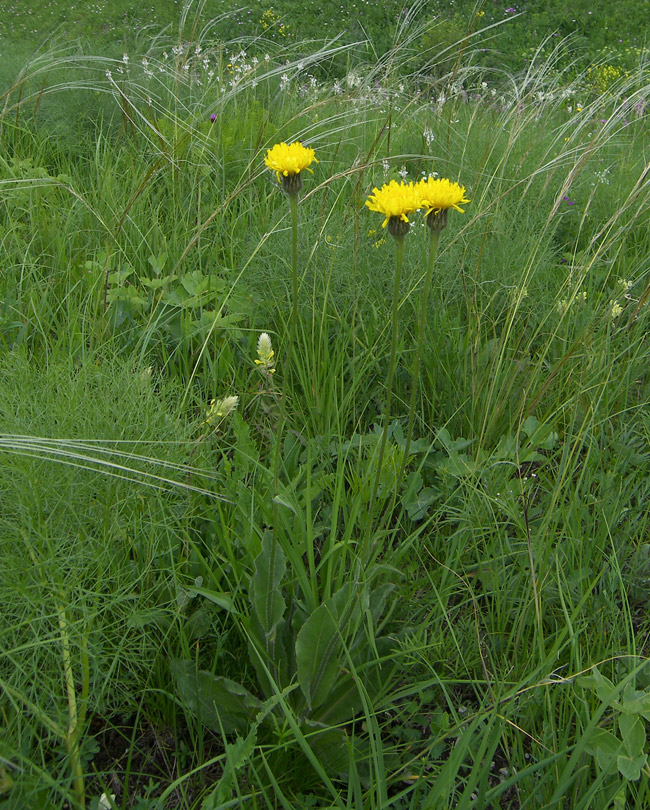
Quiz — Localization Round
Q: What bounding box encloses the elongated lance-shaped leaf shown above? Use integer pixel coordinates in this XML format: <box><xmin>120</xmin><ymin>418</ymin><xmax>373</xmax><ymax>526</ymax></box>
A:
<box><xmin>249</xmin><ymin>530</ymin><xmax>286</xmax><ymax>641</ymax></box>
<box><xmin>170</xmin><ymin>660</ymin><xmax>262</xmax><ymax>736</ymax></box>
<box><xmin>296</xmin><ymin>581</ymin><xmax>362</xmax><ymax>711</ymax></box>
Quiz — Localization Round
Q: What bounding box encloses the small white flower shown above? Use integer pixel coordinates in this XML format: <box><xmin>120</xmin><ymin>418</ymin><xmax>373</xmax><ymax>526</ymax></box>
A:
<box><xmin>398</xmin><ymin>165</ymin><xmax>408</xmax><ymax>179</ymax></box>
<box><xmin>98</xmin><ymin>795</ymin><xmax>116</xmax><ymax>810</ymax></box>
<box><xmin>122</xmin><ymin>53</ymin><xmax>129</xmax><ymax>64</ymax></box>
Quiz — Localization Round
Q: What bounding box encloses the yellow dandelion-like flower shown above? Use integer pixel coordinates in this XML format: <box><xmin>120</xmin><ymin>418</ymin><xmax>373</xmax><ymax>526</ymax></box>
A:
<box><xmin>416</xmin><ymin>176</ymin><xmax>469</xmax><ymax>230</ymax></box>
<box><xmin>417</xmin><ymin>177</ymin><xmax>469</xmax><ymax>215</ymax></box>
<box><xmin>264</xmin><ymin>141</ymin><xmax>318</xmax><ymax>194</ymax></box>
<box><xmin>365</xmin><ymin>179</ymin><xmax>422</xmax><ymax>235</ymax></box>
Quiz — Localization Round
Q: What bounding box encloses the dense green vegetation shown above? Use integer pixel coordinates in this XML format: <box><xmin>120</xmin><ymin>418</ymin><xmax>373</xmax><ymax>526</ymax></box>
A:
<box><xmin>1</xmin><ymin>1</ymin><xmax>650</xmax><ymax>808</ymax></box>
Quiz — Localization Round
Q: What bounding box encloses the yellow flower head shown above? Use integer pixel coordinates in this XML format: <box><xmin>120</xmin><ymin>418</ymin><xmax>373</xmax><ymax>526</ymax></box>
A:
<box><xmin>264</xmin><ymin>141</ymin><xmax>318</xmax><ymax>186</ymax></box>
<box><xmin>417</xmin><ymin>177</ymin><xmax>469</xmax><ymax>216</ymax></box>
<box><xmin>365</xmin><ymin>180</ymin><xmax>422</xmax><ymax>231</ymax></box>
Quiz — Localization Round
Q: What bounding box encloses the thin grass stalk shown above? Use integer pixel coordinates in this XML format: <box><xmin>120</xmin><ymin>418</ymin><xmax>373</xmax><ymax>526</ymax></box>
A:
<box><xmin>56</xmin><ymin>600</ymin><xmax>87</xmax><ymax>809</ymax></box>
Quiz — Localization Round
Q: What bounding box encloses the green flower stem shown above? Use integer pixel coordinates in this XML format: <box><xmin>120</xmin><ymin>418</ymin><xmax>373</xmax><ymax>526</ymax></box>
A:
<box><xmin>57</xmin><ymin>600</ymin><xmax>88</xmax><ymax>810</ymax></box>
<box><xmin>369</xmin><ymin>234</ymin><xmax>404</xmax><ymax>523</ymax></box>
<box><xmin>289</xmin><ymin>192</ymin><xmax>299</xmax><ymax>374</ymax></box>
<box><xmin>272</xmin><ymin>192</ymin><xmax>299</xmax><ymax>501</ymax></box>
<box><xmin>399</xmin><ymin>227</ymin><xmax>440</xmax><ymax>478</ymax></box>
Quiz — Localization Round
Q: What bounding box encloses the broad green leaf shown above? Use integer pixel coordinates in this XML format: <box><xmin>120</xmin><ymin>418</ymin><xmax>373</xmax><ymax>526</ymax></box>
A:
<box><xmin>201</xmin><ymin>726</ymin><xmax>258</xmax><ymax>809</ymax></box>
<box><xmin>231</xmin><ymin>412</ymin><xmax>259</xmax><ymax>480</ymax></box>
<box><xmin>620</xmin><ymin>687</ymin><xmax>650</xmax><ymax>718</ymax></box>
<box><xmin>586</xmin><ymin>728</ymin><xmax>621</xmax><ymax>774</ymax></box>
<box><xmin>404</xmin><ymin>486</ymin><xmax>440</xmax><ymax>521</ymax></box>
<box><xmin>141</xmin><ymin>274</ymin><xmax>177</xmax><ymax>289</ymax></box>
<box><xmin>171</xmin><ymin>660</ymin><xmax>262</xmax><ymax>735</ymax></box>
<box><xmin>367</xmin><ymin>582</ymin><xmax>396</xmax><ymax>626</ymax></box>
<box><xmin>249</xmin><ymin>531</ymin><xmax>286</xmax><ymax>640</ymax></box>
<box><xmin>579</xmin><ymin>667</ymin><xmax>617</xmax><ymax>703</ymax></box>
<box><xmin>618</xmin><ymin>713</ymin><xmax>646</xmax><ymax>759</ymax></box>
<box><xmin>521</xmin><ymin>416</ymin><xmax>540</xmax><ymax>438</ymax></box>
<box><xmin>187</xmin><ymin>585</ymin><xmax>235</xmax><ymax>613</ymax></box>
<box><xmin>311</xmin><ymin>668</ymin><xmax>361</xmax><ymax>725</ymax></box>
<box><xmin>147</xmin><ymin>250</ymin><xmax>168</xmax><ymax>276</ymax></box>
<box><xmin>296</xmin><ymin>582</ymin><xmax>361</xmax><ymax>711</ymax></box>
<box><xmin>245</xmin><ymin>609</ymin><xmax>291</xmax><ymax>698</ymax></box>
<box><xmin>617</xmin><ymin>752</ymin><xmax>646</xmax><ymax>781</ymax></box>
<box><xmin>300</xmin><ymin>719</ymin><xmax>349</xmax><ymax>776</ymax></box>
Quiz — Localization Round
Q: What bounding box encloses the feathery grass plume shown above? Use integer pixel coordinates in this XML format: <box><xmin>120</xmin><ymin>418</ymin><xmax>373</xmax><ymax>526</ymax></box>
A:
<box><xmin>264</xmin><ymin>141</ymin><xmax>318</xmax><ymax>196</ymax></box>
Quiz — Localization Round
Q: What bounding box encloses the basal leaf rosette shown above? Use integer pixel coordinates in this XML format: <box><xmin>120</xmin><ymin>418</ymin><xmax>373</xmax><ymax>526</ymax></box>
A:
<box><xmin>416</xmin><ymin>177</ymin><xmax>470</xmax><ymax>230</ymax></box>
<box><xmin>264</xmin><ymin>141</ymin><xmax>318</xmax><ymax>195</ymax></box>
<box><xmin>365</xmin><ymin>179</ymin><xmax>422</xmax><ymax>238</ymax></box>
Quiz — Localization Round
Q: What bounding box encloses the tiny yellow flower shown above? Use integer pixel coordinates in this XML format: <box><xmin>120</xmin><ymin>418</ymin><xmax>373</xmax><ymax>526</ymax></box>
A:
<box><xmin>255</xmin><ymin>332</ymin><xmax>276</xmax><ymax>373</ymax></box>
<box><xmin>264</xmin><ymin>141</ymin><xmax>317</xmax><ymax>194</ymax></box>
<box><xmin>365</xmin><ymin>179</ymin><xmax>421</xmax><ymax>234</ymax></box>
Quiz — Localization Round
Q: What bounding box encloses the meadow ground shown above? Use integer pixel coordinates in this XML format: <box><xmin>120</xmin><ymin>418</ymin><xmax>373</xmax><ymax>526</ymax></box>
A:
<box><xmin>1</xmin><ymin>1</ymin><xmax>650</xmax><ymax>809</ymax></box>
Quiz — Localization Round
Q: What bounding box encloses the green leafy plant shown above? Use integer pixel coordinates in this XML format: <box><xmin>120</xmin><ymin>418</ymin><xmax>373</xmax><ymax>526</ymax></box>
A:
<box><xmin>172</xmin><ymin>531</ymin><xmax>401</xmax><ymax>780</ymax></box>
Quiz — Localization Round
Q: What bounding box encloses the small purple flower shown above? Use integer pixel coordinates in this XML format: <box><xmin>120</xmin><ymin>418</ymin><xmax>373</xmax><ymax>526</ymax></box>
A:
<box><xmin>563</xmin><ymin>196</ymin><xmax>575</xmax><ymax>206</ymax></box>
<box><xmin>210</xmin><ymin>114</ymin><xmax>217</xmax><ymax>123</ymax></box>
<box><xmin>504</xmin><ymin>7</ymin><xmax>517</xmax><ymax>14</ymax></box>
